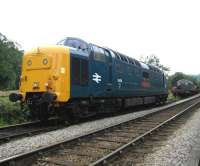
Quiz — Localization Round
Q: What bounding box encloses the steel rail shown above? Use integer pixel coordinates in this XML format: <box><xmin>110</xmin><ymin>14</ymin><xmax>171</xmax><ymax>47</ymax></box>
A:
<box><xmin>90</xmin><ymin>100</ymin><xmax>200</xmax><ymax>165</ymax></box>
<box><xmin>0</xmin><ymin>118</ymin><xmax>61</xmax><ymax>144</ymax></box>
<box><xmin>0</xmin><ymin>126</ymin><xmax>60</xmax><ymax>143</ymax></box>
<box><xmin>0</xmin><ymin>94</ymin><xmax>200</xmax><ymax>165</ymax></box>
<box><xmin>0</xmin><ymin>121</ymin><xmax>40</xmax><ymax>131</ymax></box>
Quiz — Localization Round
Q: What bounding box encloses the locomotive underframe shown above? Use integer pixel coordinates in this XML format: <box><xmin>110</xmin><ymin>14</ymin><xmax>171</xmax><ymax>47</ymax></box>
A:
<box><xmin>24</xmin><ymin>92</ymin><xmax>167</xmax><ymax>122</ymax></box>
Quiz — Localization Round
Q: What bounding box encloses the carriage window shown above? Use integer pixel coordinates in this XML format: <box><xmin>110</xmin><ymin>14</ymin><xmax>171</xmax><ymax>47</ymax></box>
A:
<box><xmin>109</xmin><ymin>50</ymin><xmax>116</xmax><ymax>58</ymax></box>
<box><xmin>127</xmin><ymin>57</ymin><xmax>131</xmax><ymax>64</ymax></box>
<box><xmin>127</xmin><ymin>57</ymin><xmax>134</xmax><ymax>65</ymax></box>
<box><xmin>117</xmin><ymin>53</ymin><xmax>124</xmax><ymax>61</ymax></box>
<box><xmin>130</xmin><ymin>58</ymin><xmax>136</xmax><ymax>65</ymax></box>
<box><xmin>118</xmin><ymin>54</ymin><xmax>125</xmax><ymax>62</ymax></box>
<box><xmin>104</xmin><ymin>50</ymin><xmax>110</xmax><ymax>57</ymax></box>
<box><xmin>117</xmin><ymin>53</ymin><xmax>128</xmax><ymax>63</ymax></box>
<box><xmin>124</xmin><ymin>56</ymin><xmax>129</xmax><ymax>63</ymax></box>
<box><xmin>121</xmin><ymin>56</ymin><xmax>126</xmax><ymax>62</ymax></box>
<box><xmin>72</xmin><ymin>57</ymin><xmax>88</xmax><ymax>85</ymax></box>
<box><xmin>115</xmin><ymin>53</ymin><xmax>121</xmax><ymax>60</ymax></box>
<box><xmin>93</xmin><ymin>45</ymin><xmax>106</xmax><ymax>62</ymax></box>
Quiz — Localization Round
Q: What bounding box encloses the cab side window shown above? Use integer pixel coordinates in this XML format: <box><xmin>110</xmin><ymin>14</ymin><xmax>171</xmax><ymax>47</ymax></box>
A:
<box><xmin>67</xmin><ymin>39</ymin><xmax>79</xmax><ymax>48</ymax></box>
<box><xmin>66</xmin><ymin>39</ymin><xmax>89</xmax><ymax>53</ymax></box>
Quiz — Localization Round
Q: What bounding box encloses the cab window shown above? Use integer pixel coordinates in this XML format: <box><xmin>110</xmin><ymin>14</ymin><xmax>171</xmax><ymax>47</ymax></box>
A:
<box><xmin>57</xmin><ymin>38</ymin><xmax>89</xmax><ymax>53</ymax></box>
<box><xmin>67</xmin><ymin>39</ymin><xmax>79</xmax><ymax>48</ymax></box>
<box><xmin>67</xmin><ymin>39</ymin><xmax>88</xmax><ymax>52</ymax></box>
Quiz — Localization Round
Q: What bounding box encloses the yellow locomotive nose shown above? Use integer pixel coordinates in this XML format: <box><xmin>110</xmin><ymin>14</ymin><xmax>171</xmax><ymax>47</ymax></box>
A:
<box><xmin>19</xmin><ymin>46</ymin><xmax>70</xmax><ymax>103</ymax></box>
<box><xmin>20</xmin><ymin>49</ymin><xmax>53</xmax><ymax>92</ymax></box>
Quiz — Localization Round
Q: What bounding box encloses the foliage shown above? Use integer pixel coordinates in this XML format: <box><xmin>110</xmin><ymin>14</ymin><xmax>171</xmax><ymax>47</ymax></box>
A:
<box><xmin>0</xmin><ymin>33</ymin><xmax>22</xmax><ymax>90</ymax></box>
<box><xmin>140</xmin><ymin>54</ymin><xmax>170</xmax><ymax>75</ymax></box>
<box><xmin>167</xmin><ymin>90</ymin><xmax>181</xmax><ymax>101</ymax></box>
<box><xmin>195</xmin><ymin>74</ymin><xmax>200</xmax><ymax>81</ymax></box>
<box><xmin>168</xmin><ymin>72</ymin><xmax>200</xmax><ymax>89</ymax></box>
<box><xmin>0</xmin><ymin>97</ymin><xmax>28</xmax><ymax>126</ymax></box>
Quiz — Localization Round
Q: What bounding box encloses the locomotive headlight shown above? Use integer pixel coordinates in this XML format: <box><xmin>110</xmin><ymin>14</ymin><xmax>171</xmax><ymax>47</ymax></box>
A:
<box><xmin>27</xmin><ymin>60</ymin><xmax>32</xmax><ymax>66</ymax></box>
<box><xmin>33</xmin><ymin>82</ymin><xmax>39</xmax><ymax>88</ymax></box>
<box><xmin>43</xmin><ymin>58</ymin><xmax>48</xmax><ymax>65</ymax></box>
<box><xmin>44</xmin><ymin>83</ymin><xmax>49</xmax><ymax>87</ymax></box>
<box><xmin>60</xmin><ymin>67</ymin><xmax>65</xmax><ymax>74</ymax></box>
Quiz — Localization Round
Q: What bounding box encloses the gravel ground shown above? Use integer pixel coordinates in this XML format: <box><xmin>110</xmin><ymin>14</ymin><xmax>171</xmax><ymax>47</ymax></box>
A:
<box><xmin>0</xmin><ymin>95</ymin><xmax>198</xmax><ymax>161</ymax></box>
<box><xmin>140</xmin><ymin>107</ymin><xmax>200</xmax><ymax>166</ymax></box>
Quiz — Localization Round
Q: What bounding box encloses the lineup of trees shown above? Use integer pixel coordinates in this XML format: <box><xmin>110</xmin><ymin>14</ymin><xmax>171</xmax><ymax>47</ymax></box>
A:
<box><xmin>0</xmin><ymin>33</ymin><xmax>22</xmax><ymax>90</ymax></box>
<box><xmin>0</xmin><ymin>32</ymin><xmax>199</xmax><ymax>91</ymax></box>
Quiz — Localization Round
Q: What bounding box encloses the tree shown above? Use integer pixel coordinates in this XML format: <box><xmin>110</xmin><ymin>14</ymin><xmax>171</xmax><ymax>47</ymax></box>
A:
<box><xmin>140</xmin><ymin>54</ymin><xmax>170</xmax><ymax>75</ymax></box>
<box><xmin>0</xmin><ymin>33</ymin><xmax>22</xmax><ymax>90</ymax></box>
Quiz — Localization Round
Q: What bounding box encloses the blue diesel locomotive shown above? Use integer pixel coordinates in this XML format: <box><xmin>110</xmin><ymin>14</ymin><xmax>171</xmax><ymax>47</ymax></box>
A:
<box><xmin>10</xmin><ymin>37</ymin><xmax>168</xmax><ymax>121</ymax></box>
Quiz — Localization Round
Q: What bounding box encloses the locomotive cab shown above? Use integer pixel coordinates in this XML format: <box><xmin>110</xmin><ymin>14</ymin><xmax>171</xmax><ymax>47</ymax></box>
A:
<box><xmin>10</xmin><ymin>37</ymin><xmax>91</xmax><ymax>121</ymax></box>
<box><xmin>10</xmin><ymin>45</ymin><xmax>71</xmax><ymax>120</ymax></box>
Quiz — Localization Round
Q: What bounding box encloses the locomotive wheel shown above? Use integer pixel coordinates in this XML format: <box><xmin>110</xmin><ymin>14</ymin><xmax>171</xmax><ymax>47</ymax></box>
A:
<box><xmin>29</xmin><ymin>109</ymin><xmax>37</xmax><ymax>120</ymax></box>
<box><xmin>69</xmin><ymin>105</ymin><xmax>98</xmax><ymax>123</ymax></box>
<box><xmin>38</xmin><ymin>103</ymin><xmax>49</xmax><ymax>123</ymax></box>
<box><xmin>57</xmin><ymin>109</ymin><xmax>77</xmax><ymax>124</ymax></box>
<box><xmin>56</xmin><ymin>104</ymin><xmax>80</xmax><ymax>124</ymax></box>
<box><xmin>28</xmin><ymin>104</ymin><xmax>38</xmax><ymax>121</ymax></box>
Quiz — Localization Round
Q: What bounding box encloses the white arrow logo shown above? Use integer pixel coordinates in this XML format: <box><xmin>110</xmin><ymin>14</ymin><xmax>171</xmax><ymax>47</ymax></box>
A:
<box><xmin>92</xmin><ymin>73</ymin><xmax>102</xmax><ymax>84</ymax></box>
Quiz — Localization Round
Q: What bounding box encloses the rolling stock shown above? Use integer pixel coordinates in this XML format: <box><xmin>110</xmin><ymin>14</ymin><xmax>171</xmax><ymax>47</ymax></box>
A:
<box><xmin>172</xmin><ymin>79</ymin><xmax>198</xmax><ymax>97</ymax></box>
<box><xmin>9</xmin><ymin>37</ymin><xmax>168</xmax><ymax>121</ymax></box>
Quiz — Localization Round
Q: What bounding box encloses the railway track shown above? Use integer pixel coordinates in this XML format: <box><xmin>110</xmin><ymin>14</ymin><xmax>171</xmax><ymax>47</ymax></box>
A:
<box><xmin>0</xmin><ymin>119</ymin><xmax>63</xmax><ymax>144</ymax></box>
<box><xmin>0</xmin><ymin>100</ymin><xmax>175</xmax><ymax>145</ymax></box>
<box><xmin>110</xmin><ymin>104</ymin><xmax>199</xmax><ymax>165</ymax></box>
<box><xmin>0</xmin><ymin>95</ymin><xmax>199</xmax><ymax>166</ymax></box>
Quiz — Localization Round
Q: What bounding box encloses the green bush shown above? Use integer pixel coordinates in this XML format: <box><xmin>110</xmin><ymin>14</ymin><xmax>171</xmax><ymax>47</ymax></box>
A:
<box><xmin>167</xmin><ymin>91</ymin><xmax>181</xmax><ymax>102</ymax></box>
<box><xmin>0</xmin><ymin>97</ymin><xmax>28</xmax><ymax>126</ymax></box>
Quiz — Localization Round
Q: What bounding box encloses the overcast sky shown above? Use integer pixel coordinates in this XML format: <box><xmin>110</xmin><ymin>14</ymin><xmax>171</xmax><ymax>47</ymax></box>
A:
<box><xmin>1</xmin><ymin>0</ymin><xmax>200</xmax><ymax>75</ymax></box>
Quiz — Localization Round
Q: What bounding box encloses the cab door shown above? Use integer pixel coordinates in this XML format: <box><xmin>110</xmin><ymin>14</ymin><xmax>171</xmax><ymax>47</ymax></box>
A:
<box><xmin>104</xmin><ymin>49</ymin><xmax>113</xmax><ymax>91</ymax></box>
<box><xmin>89</xmin><ymin>45</ymin><xmax>112</xmax><ymax>97</ymax></box>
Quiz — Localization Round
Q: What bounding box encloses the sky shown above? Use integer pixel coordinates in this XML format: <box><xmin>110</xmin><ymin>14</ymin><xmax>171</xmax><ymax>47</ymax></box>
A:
<box><xmin>0</xmin><ymin>0</ymin><xmax>200</xmax><ymax>75</ymax></box>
